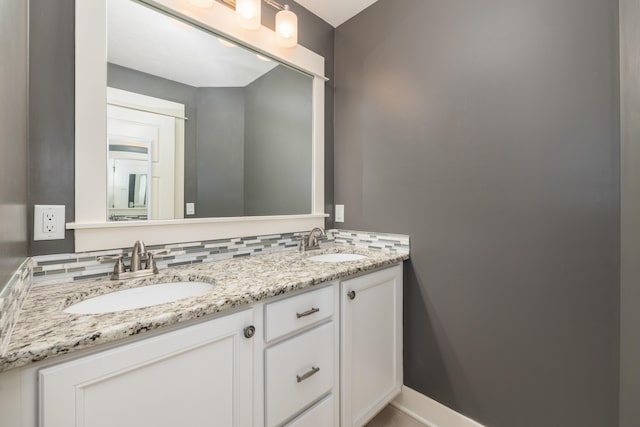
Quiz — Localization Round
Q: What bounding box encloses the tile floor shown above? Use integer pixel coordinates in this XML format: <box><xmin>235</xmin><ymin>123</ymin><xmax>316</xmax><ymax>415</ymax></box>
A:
<box><xmin>366</xmin><ymin>405</ymin><xmax>427</xmax><ymax>427</ymax></box>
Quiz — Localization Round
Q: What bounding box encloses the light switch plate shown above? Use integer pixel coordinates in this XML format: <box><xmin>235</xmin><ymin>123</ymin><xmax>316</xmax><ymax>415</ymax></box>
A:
<box><xmin>34</xmin><ymin>205</ymin><xmax>66</xmax><ymax>240</ymax></box>
<box><xmin>186</xmin><ymin>203</ymin><xmax>195</xmax><ymax>215</ymax></box>
<box><xmin>335</xmin><ymin>204</ymin><xmax>345</xmax><ymax>223</ymax></box>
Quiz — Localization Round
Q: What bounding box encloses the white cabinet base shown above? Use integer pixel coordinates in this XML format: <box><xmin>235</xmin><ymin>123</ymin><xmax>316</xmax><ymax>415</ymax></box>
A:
<box><xmin>341</xmin><ymin>265</ymin><xmax>403</xmax><ymax>427</ymax></box>
<box><xmin>39</xmin><ymin>310</ymin><xmax>255</xmax><ymax>427</ymax></box>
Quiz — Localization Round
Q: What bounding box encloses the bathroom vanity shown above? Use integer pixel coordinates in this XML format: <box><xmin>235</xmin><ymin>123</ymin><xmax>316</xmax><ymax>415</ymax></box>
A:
<box><xmin>0</xmin><ymin>1</ymin><xmax>407</xmax><ymax>425</ymax></box>
<box><xmin>0</xmin><ymin>244</ymin><xmax>406</xmax><ymax>426</ymax></box>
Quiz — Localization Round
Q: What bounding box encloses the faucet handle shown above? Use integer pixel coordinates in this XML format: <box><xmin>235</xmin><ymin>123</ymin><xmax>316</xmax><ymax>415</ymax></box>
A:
<box><xmin>147</xmin><ymin>249</ymin><xmax>170</xmax><ymax>259</ymax></box>
<box><xmin>98</xmin><ymin>254</ymin><xmax>126</xmax><ymax>275</ymax></box>
<box><xmin>98</xmin><ymin>254</ymin><xmax>124</xmax><ymax>262</ymax></box>
<box><xmin>145</xmin><ymin>249</ymin><xmax>170</xmax><ymax>272</ymax></box>
<box><xmin>297</xmin><ymin>234</ymin><xmax>308</xmax><ymax>252</ymax></box>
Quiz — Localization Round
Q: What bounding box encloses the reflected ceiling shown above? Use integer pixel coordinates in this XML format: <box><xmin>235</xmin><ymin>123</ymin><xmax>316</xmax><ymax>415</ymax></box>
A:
<box><xmin>108</xmin><ymin>0</ymin><xmax>277</xmax><ymax>87</ymax></box>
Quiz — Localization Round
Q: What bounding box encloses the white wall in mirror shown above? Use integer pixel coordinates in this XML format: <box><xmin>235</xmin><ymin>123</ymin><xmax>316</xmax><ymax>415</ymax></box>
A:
<box><xmin>71</xmin><ymin>0</ymin><xmax>327</xmax><ymax>251</ymax></box>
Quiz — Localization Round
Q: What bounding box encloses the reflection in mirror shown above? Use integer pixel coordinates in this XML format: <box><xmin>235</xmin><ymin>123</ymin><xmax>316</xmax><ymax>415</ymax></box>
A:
<box><xmin>108</xmin><ymin>140</ymin><xmax>151</xmax><ymax>221</ymax></box>
<box><xmin>106</xmin><ymin>0</ymin><xmax>313</xmax><ymax>221</ymax></box>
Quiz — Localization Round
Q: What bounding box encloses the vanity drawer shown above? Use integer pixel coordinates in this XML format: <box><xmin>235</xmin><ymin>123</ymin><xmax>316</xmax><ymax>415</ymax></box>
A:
<box><xmin>285</xmin><ymin>394</ymin><xmax>335</xmax><ymax>427</ymax></box>
<box><xmin>265</xmin><ymin>285</ymin><xmax>334</xmax><ymax>342</ymax></box>
<box><xmin>265</xmin><ymin>322</ymin><xmax>335</xmax><ymax>427</ymax></box>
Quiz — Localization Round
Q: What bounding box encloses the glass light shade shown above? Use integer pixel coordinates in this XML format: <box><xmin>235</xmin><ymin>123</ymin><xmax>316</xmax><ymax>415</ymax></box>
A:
<box><xmin>236</xmin><ymin>0</ymin><xmax>261</xmax><ymax>30</ymax></box>
<box><xmin>276</xmin><ymin>5</ymin><xmax>298</xmax><ymax>48</ymax></box>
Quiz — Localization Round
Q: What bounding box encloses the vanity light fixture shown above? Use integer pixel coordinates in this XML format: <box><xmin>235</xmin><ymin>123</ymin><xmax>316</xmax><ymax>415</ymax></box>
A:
<box><xmin>235</xmin><ymin>0</ymin><xmax>261</xmax><ymax>30</ymax></box>
<box><xmin>215</xmin><ymin>0</ymin><xmax>298</xmax><ymax>47</ymax></box>
<box><xmin>275</xmin><ymin>4</ymin><xmax>297</xmax><ymax>48</ymax></box>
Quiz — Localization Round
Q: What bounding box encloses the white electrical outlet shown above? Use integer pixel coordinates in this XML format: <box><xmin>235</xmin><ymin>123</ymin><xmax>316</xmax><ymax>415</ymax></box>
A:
<box><xmin>335</xmin><ymin>204</ymin><xmax>345</xmax><ymax>223</ymax></box>
<box><xmin>34</xmin><ymin>205</ymin><xmax>66</xmax><ymax>240</ymax></box>
<box><xmin>186</xmin><ymin>203</ymin><xmax>195</xmax><ymax>215</ymax></box>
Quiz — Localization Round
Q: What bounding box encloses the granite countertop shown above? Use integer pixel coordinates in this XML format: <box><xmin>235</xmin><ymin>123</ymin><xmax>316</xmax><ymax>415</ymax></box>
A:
<box><xmin>0</xmin><ymin>245</ymin><xmax>408</xmax><ymax>372</ymax></box>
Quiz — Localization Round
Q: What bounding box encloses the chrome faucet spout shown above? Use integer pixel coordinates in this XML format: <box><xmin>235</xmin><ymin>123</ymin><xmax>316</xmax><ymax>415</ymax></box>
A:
<box><xmin>130</xmin><ymin>240</ymin><xmax>147</xmax><ymax>272</ymax></box>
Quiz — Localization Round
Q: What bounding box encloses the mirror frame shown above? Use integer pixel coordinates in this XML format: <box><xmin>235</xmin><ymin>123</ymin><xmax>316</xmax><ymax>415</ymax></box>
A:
<box><xmin>70</xmin><ymin>0</ymin><xmax>326</xmax><ymax>251</ymax></box>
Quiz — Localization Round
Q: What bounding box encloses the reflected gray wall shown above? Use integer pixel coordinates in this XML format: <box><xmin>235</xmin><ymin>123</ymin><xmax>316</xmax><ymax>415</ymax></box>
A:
<box><xmin>620</xmin><ymin>0</ymin><xmax>640</xmax><ymax>425</ymax></box>
<box><xmin>29</xmin><ymin>0</ymin><xmax>335</xmax><ymax>255</ymax></box>
<box><xmin>244</xmin><ymin>66</ymin><xmax>312</xmax><ymax>216</ymax></box>
<box><xmin>335</xmin><ymin>0</ymin><xmax>619</xmax><ymax>426</ymax></box>
<box><xmin>29</xmin><ymin>0</ymin><xmax>75</xmax><ymax>256</ymax></box>
<box><xmin>195</xmin><ymin>88</ymin><xmax>245</xmax><ymax>217</ymax></box>
<box><xmin>108</xmin><ymin>64</ymin><xmax>312</xmax><ymax>218</ymax></box>
<box><xmin>262</xmin><ymin>3</ymin><xmax>335</xmax><ymax>225</ymax></box>
<box><xmin>0</xmin><ymin>0</ymin><xmax>29</xmax><ymax>288</ymax></box>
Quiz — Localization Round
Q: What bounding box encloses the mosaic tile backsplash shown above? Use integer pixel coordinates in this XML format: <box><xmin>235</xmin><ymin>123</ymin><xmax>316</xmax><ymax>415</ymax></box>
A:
<box><xmin>0</xmin><ymin>259</ymin><xmax>32</xmax><ymax>354</ymax></box>
<box><xmin>30</xmin><ymin>229</ymin><xmax>410</xmax><ymax>286</ymax></box>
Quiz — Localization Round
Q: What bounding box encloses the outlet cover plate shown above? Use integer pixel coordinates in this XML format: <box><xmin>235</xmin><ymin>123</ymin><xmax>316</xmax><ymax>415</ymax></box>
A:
<box><xmin>34</xmin><ymin>205</ymin><xmax>66</xmax><ymax>240</ymax></box>
<box><xmin>335</xmin><ymin>204</ymin><xmax>345</xmax><ymax>223</ymax></box>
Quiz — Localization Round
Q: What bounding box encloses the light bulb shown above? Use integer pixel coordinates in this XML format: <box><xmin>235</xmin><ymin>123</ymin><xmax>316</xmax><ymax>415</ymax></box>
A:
<box><xmin>236</xmin><ymin>0</ymin><xmax>261</xmax><ymax>30</ymax></box>
<box><xmin>276</xmin><ymin>5</ymin><xmax>298</xmax><ymax>48</ymax></box>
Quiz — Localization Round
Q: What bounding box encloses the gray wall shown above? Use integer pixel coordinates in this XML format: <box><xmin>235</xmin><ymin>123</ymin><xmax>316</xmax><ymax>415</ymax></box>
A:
<box><xmin>619</xmin><ymin>0</ymin><xmax>640</xmax><ymax>425</ymax></box>
<box><xmin>195</xmin><ymin>87</ymin><xmax>245</xmax><ymax>217</ymax></box>
<box><xmin>0</xmin><ymin>0</ymin><xmax>29</xmax><ymax>288</ymax></box>
<box><xmin>29</xmin><ymin>0</ymin><xmax>76</xmax><ymax>255</ymax></box>
<box><xmin>29</xmin><ymin>0</ymin><xmax>335</xmax><ymax>255</ymax></box>
<box><xmin>244</xmin><ymin>66</ymin><xmax>313</xmax><ymax>216</ymax></box>
<box><xmin>334</xmin><ymin>1</ymin><xmax>620</xmax><ymax>426</ymax></box>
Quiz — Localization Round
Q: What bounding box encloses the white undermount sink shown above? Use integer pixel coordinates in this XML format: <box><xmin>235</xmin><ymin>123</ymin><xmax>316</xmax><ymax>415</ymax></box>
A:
<box><xmin>307</xmin><ymin>253</ymin><xmax>368</xmax><ymax>262</ymax></box>
<box><xmin>63</xmin><ymin>282</ymin><xmax>214</xmax><ymax>315</ymax></box>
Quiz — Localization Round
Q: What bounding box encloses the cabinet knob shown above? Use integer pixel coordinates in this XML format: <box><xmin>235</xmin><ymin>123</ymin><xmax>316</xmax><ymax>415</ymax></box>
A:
<box><xmin>243</xmin><ymin>325</ymin><xmax>256</xmax><ymax>339</ymax></box>
<box><xmin>347</xmin><ymin>290</ymin><xmax>356</xmax><ymax>300</ymax></box>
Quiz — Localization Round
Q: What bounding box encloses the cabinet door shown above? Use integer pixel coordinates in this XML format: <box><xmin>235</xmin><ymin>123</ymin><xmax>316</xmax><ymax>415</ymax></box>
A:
<box><xmin>40</xmin><ymin>309</ymin><xmax>255</xmax><ymax>427</ymax></box>
<box><xmin>341</xmin><ymin>265</ymin><xmax>403</xmax><ymax>427</ymax></box>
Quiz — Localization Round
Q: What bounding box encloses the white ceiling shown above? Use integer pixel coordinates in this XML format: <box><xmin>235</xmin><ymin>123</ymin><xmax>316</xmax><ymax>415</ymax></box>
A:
<box><xmin>294</xmin><ymin>0</ymin><xmax>380</xmax><ymax>27</ymax></box>
<box><xmin>107</xmin><ymin>0</ymin><xmax>277</xmax><ymax>87</ymax></box>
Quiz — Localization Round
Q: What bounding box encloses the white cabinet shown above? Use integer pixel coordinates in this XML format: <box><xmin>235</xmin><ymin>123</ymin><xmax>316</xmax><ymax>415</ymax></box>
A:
<box><xmin>285</xmin><ymin>394</ymin><xmax>335</xmax><ymax>427</ymax></box>
<box><xmin>265</xmin><ymin>322</ymin><xmax>335</xmax><ymax>426</ymax></box>
<box><xmin>264</xmin><ymin>285</ymin><xmax>334</xmax><ymax>342</ymax></box>
<box><xmin>24</xmin><ymin>264</ymin><xmax>404</xmax><ymax>427</ymax></box>
<box><xmin>340</xmin><ymin>265</ymin><xmax>403</xmax><ymax>427</ymax></box>
<box><xmin>39</xmin><ymin>309</ymin><xmax>255</xmax><ymax>427</ymax></box>
<box><xmin>263</xmin><ymin>284</ymin><xmax>340</xmax><ymax>427</ymax></box>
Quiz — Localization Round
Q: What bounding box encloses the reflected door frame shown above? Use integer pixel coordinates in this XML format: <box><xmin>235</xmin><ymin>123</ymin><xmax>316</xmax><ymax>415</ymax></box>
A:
<box><xmin>107</xmin><ymin>88</ymin><xmax>186</xmax><ymax>219</ymax></box>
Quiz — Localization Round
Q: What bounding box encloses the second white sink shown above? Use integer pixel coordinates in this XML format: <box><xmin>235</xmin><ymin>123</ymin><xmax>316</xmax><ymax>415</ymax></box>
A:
<box><xmin>307</xmin><ymin>253</ymin><xmax>368</xmax><ymax>262</ymax></box>
<box><xmin>64</xmin><ymin>282</ymin><xmax>214</xmax><ymax>315</ymax></box>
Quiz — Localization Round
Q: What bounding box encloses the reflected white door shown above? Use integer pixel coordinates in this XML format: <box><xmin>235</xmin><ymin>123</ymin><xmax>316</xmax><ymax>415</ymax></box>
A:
<box><xmin>107</xmin><ymin>105</ymin><xmax>175</xmax><ymax>220</ymax></box>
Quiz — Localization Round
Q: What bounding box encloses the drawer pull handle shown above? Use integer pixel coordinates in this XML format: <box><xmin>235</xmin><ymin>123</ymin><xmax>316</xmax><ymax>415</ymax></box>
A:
<box><xmin>296</xmin><ymin>366</ymin><xmax>320</xmax><ymax>383</ymax></box>
<box><xmin>296</xmin><ymin>307</ymin><xmax>320</xmax><ymax>318</ymax></box>
<box><xmin>347</xmin><ymin>290</ymin><xmax>356</xmax><ymax>300</ymax></box>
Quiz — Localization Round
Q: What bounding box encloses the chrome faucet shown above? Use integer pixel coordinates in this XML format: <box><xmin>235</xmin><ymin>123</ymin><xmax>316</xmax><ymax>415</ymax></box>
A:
<box><xmin>299</xmin><ymin>227</ymin><xmax>326</xmax><ymax>252</ymax></box>
<box><xmin>99</xmin><ymin>240</ymin><xmax>169</xmax><ymax>280</ymax></box>
<box><xmin>130</xmin><ymin>240</ymin><xmax>147</xmax><ymax>272</ymax></box>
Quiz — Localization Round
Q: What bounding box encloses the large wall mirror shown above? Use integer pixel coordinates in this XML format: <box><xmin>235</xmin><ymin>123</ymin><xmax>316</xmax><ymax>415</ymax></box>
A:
<box><xmin>72</xmin><ymin>0</ymin><xmax>326</xmax><ymax>250</ymax></box>
<box><xmin>107</xmin><ymin>0</ymin><xmax>313</xmax><ymax>221</ymax></box>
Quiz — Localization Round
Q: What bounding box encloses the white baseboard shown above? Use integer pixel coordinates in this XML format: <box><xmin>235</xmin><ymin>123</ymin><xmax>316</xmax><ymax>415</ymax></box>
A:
<box><xmin>390</xmin><ymin>386</ymin><xmax>485</xmax><ymax>427</ymax></box>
